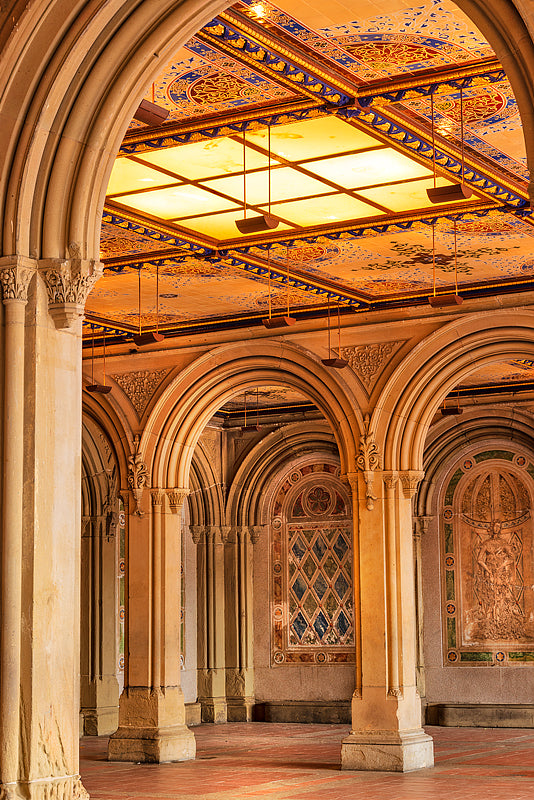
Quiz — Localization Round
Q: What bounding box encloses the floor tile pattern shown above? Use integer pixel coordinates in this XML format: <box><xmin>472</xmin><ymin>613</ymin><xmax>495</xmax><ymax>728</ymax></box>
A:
<box><xmin>81</xmin><ymin>723</ymin><xmax>534</xmax><ymax>800</ymax></box>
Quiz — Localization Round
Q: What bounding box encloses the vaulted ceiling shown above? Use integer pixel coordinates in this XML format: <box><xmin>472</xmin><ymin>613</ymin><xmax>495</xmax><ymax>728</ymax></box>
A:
<box><xmin>85</xmin><ymin>0</ymin><xmax>534</xmax><ymax>391</ymax></box>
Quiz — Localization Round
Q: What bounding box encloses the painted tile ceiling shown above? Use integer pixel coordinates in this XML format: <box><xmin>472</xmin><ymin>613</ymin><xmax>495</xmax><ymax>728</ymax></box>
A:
<box><xmin>89</xmin><ymin>0</ymin><xmax>532</xmax><ymax>359</ymax></box>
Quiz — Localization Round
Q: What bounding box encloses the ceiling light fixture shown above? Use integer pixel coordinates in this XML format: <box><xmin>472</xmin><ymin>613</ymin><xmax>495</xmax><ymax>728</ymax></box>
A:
<box><xmin>428</xmin><ymin>220</ymin><xmax>463</xmax><ymax>307</ymax></box>
<box><xmin>321</xmin><ymin>297</ymin><xmax>348</xmax><ymax>368</ymax></box>
<box><xmin>236</xmin><ymin>126</ymin><xmax>279</xmax><ymax>233</ymax></box>
<box><xmin>441</xmin><ymin>389</ymin><xmax>463</xmax><ymax>415</ymax></box>
<box><xmin>262</xmin><ymin>246</ymin><xmax>296</xmax><ymax>328</ymax></box>
<box><xmin>133</xmin><ymin>263</ymin><xmax>165</xmax><ymax>346</ymax></box>
<box><xmin>86</xmin><ymin>325</ymin><xmax>112</xmax><ymax>394</ymax></box>
<box><xmin>427</xmin><ymin>89</ymin><xmax>472</xmax><ymax>204</ymax></box>
<box><xmin>133</xmin><ymin>83</ymin><xmax>170</xmax><ymax>127</ymax></box>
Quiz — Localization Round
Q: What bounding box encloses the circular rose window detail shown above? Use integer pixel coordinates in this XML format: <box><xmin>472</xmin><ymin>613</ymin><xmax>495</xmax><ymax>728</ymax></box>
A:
<box><xmin>304</xmin><ymin>485</ymin><xmax>334</xmax><ymax>516</ymax></box>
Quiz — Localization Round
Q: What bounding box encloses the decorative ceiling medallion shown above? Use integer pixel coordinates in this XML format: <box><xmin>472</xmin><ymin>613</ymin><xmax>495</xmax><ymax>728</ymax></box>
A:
<box><xmin>286</xmin><ymin>244</ymin><xmax>340</xmax><ymax>263</ymax></box>
<box><xmin>435</xmin><ymin>90</ymin><xmax>506</xmax><ymax>124</ymax></box>
<box><xmin>184</xmin><ymin>72</ymin><xmax>261</xmax><ymax>105</ymax></box>
<box><xmin>345</xmin><ymin>40</ymin><xmax>442</xmax><ymax>68</ymax></box>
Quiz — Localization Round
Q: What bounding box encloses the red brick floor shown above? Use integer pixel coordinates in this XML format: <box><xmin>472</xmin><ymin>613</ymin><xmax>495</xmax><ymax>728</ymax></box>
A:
<box><xmin>80</xmin><ymin>723</ymin><xmax>534</xmax><ymax>800</ymax></box>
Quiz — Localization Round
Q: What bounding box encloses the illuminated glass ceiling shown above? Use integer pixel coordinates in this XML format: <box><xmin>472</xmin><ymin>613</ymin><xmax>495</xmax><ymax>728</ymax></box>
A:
<box><xmin>92</xmin><ymin>0</ymin><xmax>532</xmax><ymax>341</ymax></box>
<box><xmin>107</xmin><ymin>116</ymin><xmax>469</xmax><ymax>242</ymax></box>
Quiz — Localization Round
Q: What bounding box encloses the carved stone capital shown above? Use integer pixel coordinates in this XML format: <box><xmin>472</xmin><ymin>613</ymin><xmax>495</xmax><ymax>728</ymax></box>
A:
<box><xmin>0</xmin><ymin>256</ymin><xmax>37</xmax><ymax>303</ymax></box>
<box><xmin>39</xmin><ymin>254</ymin><xmax>103</xmax><ymax>329</ymax></box>
<box><xmin>343</xmin><ymin>472</ymin><xmax>359</xmax><ymax>493</ymax></box>
<box><xmin>382</xmin><ymin>471</ymin><xmax>399</xmax><ymax>490</ymax></box>
<box><xmin>414</xmin><ymin>515</ymin><xmax>433</xmax><ymax>539</ymax></box>
<box><xmin>388</xmin><ymin>687</ymin><xmax>404</xmax><ymax>699</ymax></box>
<box><xmin>151</xmin><ymin>489</ymin><xmax>165</xmax><ymax>507</ymax></box>
<box><xmin>127</xmin><ymin>434</ymin><xmax>149</xmax><ymax>517</ymax></box>
<box><xmin>190</xmin><ymin>525</ymin><xmax>205</xmax><ymax>545</ymax></box>
<box><xmin>167</xmin><ymin>488</ymin><xmax>189</xmax><ymax>514</ymax></box>
<box><xmin>212</xmin><ymin>525</ymin><xmax>230</xmax><ymax>545</ymax></box>
<box><xmin>399</xmin><ymin>470</ymin><xmax>425</xmax><ymax>499</ymax></box>
<box><xmin>249</xmin><ymin>525</ymin><xmax>263</xmax><ymax>545</ymax></box>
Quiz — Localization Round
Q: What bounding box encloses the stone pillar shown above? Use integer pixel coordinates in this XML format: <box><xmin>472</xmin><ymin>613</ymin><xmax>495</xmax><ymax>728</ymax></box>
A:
<box><xmin>80</xmin><ymin>508</ymin><xmax>120</xmax><ymax>735</ymax></box>
<box><xmin>193</xmin><ymin>525</ymin><xmax>228</xmax><ymax>723</ymax></box>
<box><xmin>413</xmin><ymin>516</ymin><xmax>431</xmax><ymax>701</ymax></box>
<box><xmin>109</xmin><ymin>487</ymin><xmax>195</xmax><ymax>762</ymax></box>
<box><xmin>0</xmin><ymin>255</ymin><xmax>100</xmax><ymax>800</ymax></box>
<box><xmin>225</xmin><ymin>525</ymin><xmax>258</xmax><ymax>721</ymax></box>
<box><xmin>341</xmin><ymin>466</ymin><xmax>434</xmax><ymax>772</ymax></box>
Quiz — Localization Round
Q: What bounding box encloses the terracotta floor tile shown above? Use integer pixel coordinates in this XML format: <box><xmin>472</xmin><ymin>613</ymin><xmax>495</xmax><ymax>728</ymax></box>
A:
<box><xmin>80</xmin><ymin>723</ymin><xmax>534</xmax><ymax>799</ymax></box>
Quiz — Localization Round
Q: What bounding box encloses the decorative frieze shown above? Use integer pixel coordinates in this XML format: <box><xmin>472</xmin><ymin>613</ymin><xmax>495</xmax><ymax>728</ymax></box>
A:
<box><xmin>341</xmin><ymin>341</ymin><xmax>402</xmax><ymax>393</ymax></box>
<box><xmin>39</xmin><ymin>253</ymin><xmax>102</xmax><ymax>329</ymax></box>
<box><xmin>112</xmin><ymin>369</ymin><xmax>170</xmax><ymax>416</ymax></box>
<box><xmin>127</xmin><ymin>434</ymin><xmax>149</xmax><ymax>517</ymax></box>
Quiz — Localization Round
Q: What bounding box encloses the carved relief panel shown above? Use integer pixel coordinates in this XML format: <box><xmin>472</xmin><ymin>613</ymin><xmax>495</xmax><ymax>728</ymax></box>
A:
<box><xmin>441</xmin><ymin>449</ymin><xmax>534</xmax><ymax>665</ymax></box>
<box><xmin>270</xmin><ymin>463</ymin><xmax>355</xmax><ymax>666</ymax></box>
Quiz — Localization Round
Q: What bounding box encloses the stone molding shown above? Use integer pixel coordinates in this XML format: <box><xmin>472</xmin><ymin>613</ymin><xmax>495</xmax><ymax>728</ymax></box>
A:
<box><xmin>127</xmin><ymin>435</ymin><xmax>149</xmax><ymax>516</ymax></box>
<box><xmin>356</xmin><ymin>415</ymin><xmax>381</xmax><ymax>510</ymax></box>
<box><xmin>111</xmin><ymin>368</ymin><xmax>170</xmax><ymax>416</ymax></box>
<box><xmin>0</xmin><ymin>256</ymin><xmax>36</xmax><ymax>302</ymax></box>
<box><xmin>341</xmin><ymin>341</ymin><xmax>403</xmax><ymax>393</ymax></box>
<box><xmin>39</xmin><ymin>254</ymin><xmax>103</xmax><ymax>329</ymax></box>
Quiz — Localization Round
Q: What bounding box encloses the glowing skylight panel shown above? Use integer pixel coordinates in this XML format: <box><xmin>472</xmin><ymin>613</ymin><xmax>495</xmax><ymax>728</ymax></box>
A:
<box><xmin>138</xmin><ymin>137</ymin><xmax>277</xmax><ymax>180</ymax></box>
<box><xmin>180</xmin><ymin>210</ymin><xmax>293</xmax><ymax>239</ymax></box>
<box><xmin>107</xmin><ymin>158</ymin><xmax>179</xmax><ymax>195</ymax></box>
<box><xmin>246</xmin><ymin>116</ymin><xmax>379</xmax><ymax>160</ymax></box>
<box><xmin>115</xmin><ymin>185</ymin><xmax>239</xmax><ymax>219</ymax></box>
<box><xmin>358</xmin><ymin>177</ymin><xmax>464</xmax><ymax>212</ymax></box>
<box><xmin>202</xmin><ymin>166</ymin><xmax>332</xmax><ymax>205</ymax></box>
<box><xmin>262</xmin><ymin>193</ymin><xmax>377</xmax><ymax>226</ymax></box>
<box><xmin>305</xmin><ymin>149</ymin><xmax>432</xmax><ymax>188</ymax></box>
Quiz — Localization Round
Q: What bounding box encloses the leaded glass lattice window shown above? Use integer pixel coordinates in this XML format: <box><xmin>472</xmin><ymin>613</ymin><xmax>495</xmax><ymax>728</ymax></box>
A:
<box><xmin>270</xmin><ymin>462</ymin><xmax>355</xmax><ymax>665</ymax></box>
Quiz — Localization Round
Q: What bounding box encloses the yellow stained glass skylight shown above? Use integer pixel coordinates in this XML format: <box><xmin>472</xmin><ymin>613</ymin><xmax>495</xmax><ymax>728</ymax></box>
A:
<box><xmin>107</xmin><ymin>158</ymin><xmax>179</xmax><ymax>195</ymax></box>
<box><xmin>138</xmin><ymin>137</ymin><xmax>277</xmax><ymax>180</ymax></box>
<box><xmin>358</xmin><ymin>176</ymin><xmax>465</xmax><ymax>212</ymax></box>
<box><xmin>202</xmin><ymin>166</ymin><xmax>332</xmax><ymax>205</ymax></box>
<box><xmin>304</xmin><ymin>149</ymin><xmax>432</xmax><ymax>188</ymax></box>
<box><xmin>261</xmin><ymin>193</ymin><xmax>378</xmax><ymax>226</ymax></box>
<box><xmin>179</xmin><ymin>210</ymin><xmax>293</xmax><ymax>239</ymax></box>
<box><xmin>246</xmin><ymin>116</ymin><xmax>379</xmax><ymax>161</ymax></box>
<box><xmin>115</xmin><ymin>185</ymin><xmax>239</xmax><ymax>219</ymax></box>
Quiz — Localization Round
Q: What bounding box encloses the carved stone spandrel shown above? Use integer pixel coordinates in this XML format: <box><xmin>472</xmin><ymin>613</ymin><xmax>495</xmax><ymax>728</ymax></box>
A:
<box><xmin>111</xmin><ymin>369</ymin><xmax>170</xmax><ymax>417</ymax></box>
<box><xmin>341</xmin><ymin>341</ymin><xmax>404</xmax><ymax>394</ymax></box>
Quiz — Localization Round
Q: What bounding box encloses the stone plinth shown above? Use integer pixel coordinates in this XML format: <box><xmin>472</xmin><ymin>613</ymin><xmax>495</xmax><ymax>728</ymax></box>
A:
<box><xmin>341</xmin><ymin>730</ymin><xmax>434</xmax><ymax>772</ymax></box>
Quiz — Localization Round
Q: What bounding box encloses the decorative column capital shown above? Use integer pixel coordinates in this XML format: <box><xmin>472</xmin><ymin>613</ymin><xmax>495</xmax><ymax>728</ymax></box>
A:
<box><xmin>39</xmin><ymin>251</ymin><xmax>103</xmax><ymax>329</ymax></box>
<box><xmin>167</xmin><ymin>488</ymin><xmax>189</xmax><ymax>514</ymax></box>
<box><xmin>356</xmin><ymin>415</ymin><xmax>381</xmax><ymax>510</ymax></box>
<box><xmin>399</xmin><ymin>470</ymin><xmax>425</xmax><ymax>499</ymax></box>
<box><xmin>249</xmin><ymin>525</ymin><xmax>263</xmax><ymax>544</ymax></box>
<box><xmin>414</xmin><ymin>515</ymin><xmax>433</xmax><ymax>540</ymax></box>
<box><xmin>127</xmin><ymin>435</ymin><xmax>149</xmax><ymax>517</ymax></box>
<box><xmin>382</xmin><ymin>471</ymin><xmax>399</xmax><ymax>490</ymax></box>
<box><xmin>190</xmin><ymin>525</ymin><xmax>205</xmax><ymax>545</ymax></box>
<box><xmin>0</xmin><ymin>255</ymin><xmax>37</xmax><ymax>303</ymax></box>
<box><xmin>151</xmin><ymin>489</ymin><xmax>165</xmax><ymax>507</ymax></box>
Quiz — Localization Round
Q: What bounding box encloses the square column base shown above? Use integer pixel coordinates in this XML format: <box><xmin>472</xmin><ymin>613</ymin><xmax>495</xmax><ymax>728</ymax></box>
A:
<box><xmin>108</xmin><ymin>724</ymin><xmax>196</xmax><ymax>763</ymax></box>
<box><xmin>341</xmin><ymin>730</ymin><xmax>434</xmax><ymax>772</ymax></box>
<box><xmin>200</xmin><ymin>698</ymin><xmax>227</xmax><ymax>724</ymax></box>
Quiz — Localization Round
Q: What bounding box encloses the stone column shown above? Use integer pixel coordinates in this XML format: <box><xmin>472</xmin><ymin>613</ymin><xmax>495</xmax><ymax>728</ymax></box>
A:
<box><xmin>341</xmin><ymin>464</ymin><xmax>434</xmax><ymax>772</ymax></box>
<box><xmin>80</xmin><ymin>507</ymin><xmax>120</xmax><ymax>735</ymax></box>
<box><xmin>0</xmin><ymin>255</ymin><xmax>100</xmax><ymax>800</ymax></box>
<box><xmin>225</xmin><ymin>525</ymin><xmax>258</xmax><ymax>721</ymax></box>
<box><xmin>193</xmin><ymin>525</ymin><xmax>228</xmax><ymax>723</ymax></box>
<box><xmin>108</xmin><ymin>487</ymin><xmax>195</xmax><ymax>762</ymax></box>
<box><xmin>413</xmin><ymin>516</ymin><xmax>431</xmax><ymax>701</ymax></box>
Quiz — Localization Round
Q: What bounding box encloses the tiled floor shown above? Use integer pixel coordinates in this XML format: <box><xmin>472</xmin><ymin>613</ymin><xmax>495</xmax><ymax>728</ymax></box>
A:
<box><xmin>81</xmin><ymin>723</ymin><xmax>534</xmax><ymax>800</ymax></box>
